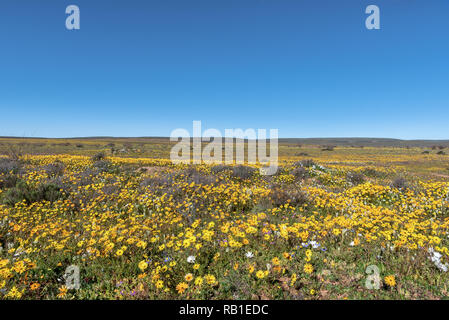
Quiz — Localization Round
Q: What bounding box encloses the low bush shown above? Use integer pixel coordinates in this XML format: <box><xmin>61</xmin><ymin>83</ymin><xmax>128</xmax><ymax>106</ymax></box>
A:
<box><xmin>270</xmin><ymin>186</ymin><xmax>309</xmax><ymax>207</ymax></box>
<box><xmin>0</xmin><ymin>158</ymin><xmax>21</xmax><ymax>174</ymax></box>
<box><xmin>230</xmin><ymin>165</ymin><xmax>256</xmax><ymax>180</ymax></box>
<box><xmin>42</xmin><ymin>161</ymin><xmax>65</xmax><ymax>177</ymax></box>
<box><xmin>294</xmin><ymin>159</ymin><xmax>315</xmax><ymax>168</ymax></box>
<box><xmin>291</xmin><ymin>167</ymin><xmax>308</xmax><ymax>180</ymax></box>
<box><xmin>361</xmin><ymin>168</ymin><xmax>386</xmax><ymax>178</ymax></box>
<box><xmin>2</xmin><ymin>180</ymin><xmax>66</xmax><ymax>206</ymax></box>
<box><xmin>210</xmin><ymin>165</ymin><xmax>232</xmax><ymax>174</ymax></box>
<box><xmin>0</xmin><ymin>174</ymin><xmax>19</xmax><ymax>189</ymax></box>
<box><xmin>391</xmin><ymin>177</ymin><xmax>409</xmax><ymax>190</ymax></box>
<box><xmin>91</xmin><ymin>152</ymin><xmax>107</xmax><ymax>162</ymax></box>
<box><xmin>346</xmin><ymin>171</ymin><xmax>366</xmax><ymax>185</ymax></box>
<box><xmin>93</xmin><ymin>160</ymin><xmax>113</xmax><ymax>173</ymax></box>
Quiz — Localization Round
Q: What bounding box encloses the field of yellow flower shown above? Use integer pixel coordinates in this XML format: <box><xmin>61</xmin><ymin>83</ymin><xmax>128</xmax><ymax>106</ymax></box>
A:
<box><xmin>1</xmin><ymin>144</ymin><xmax>449</xmax><ymax>299</ymax></box>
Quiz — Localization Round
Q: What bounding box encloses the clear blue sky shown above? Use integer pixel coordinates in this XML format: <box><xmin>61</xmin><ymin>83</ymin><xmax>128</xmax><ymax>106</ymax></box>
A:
<box><xmin>0</xmin><ymin>0</ymin><xmax>448</xmax><ymax>139</ymax></box>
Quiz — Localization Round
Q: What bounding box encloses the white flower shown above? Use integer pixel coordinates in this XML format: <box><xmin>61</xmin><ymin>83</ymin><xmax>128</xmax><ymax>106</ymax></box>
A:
<box><xmin>428</xmin><ymin>247</ymin><xmax>448</xmax><ymax>272</ymax></box>
<box><xmin>13</xmin><ymin>248</ymin><xmax>24</xmax><ymax>257</ymax></box>
<box><xmin>245</xmin><ymin>251</ymin><xmax>254</xmax><ymax>258</ymax></box>
<box><xmin>349</xmin><ymin>241</ymin><xmax>355</xmax><ymax>247</ymax></box>
<box><xmin>438</xmin><ymin>263</ymin><xmax>448</xmax><ymax>272</ymax></box>
<box><xmin>187</xmin><ymin>255</ymin><xmax>196</xmax><ymax>263</ymax></box>
<box><xmin>301</xmin><ymin>241</ymin><xmax>320</xmax><ymax>249</ymax></box>
<box><xmin>309</xmin><ymin>241</ymin><xmax>320</xmax><ymax>249</ymax></box>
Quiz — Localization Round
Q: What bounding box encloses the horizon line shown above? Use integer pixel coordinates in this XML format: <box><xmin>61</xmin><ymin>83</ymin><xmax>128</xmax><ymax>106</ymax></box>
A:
<box><xmin>1</xmin><ymin>136</ymin><xmax>449</xmax><ymax>142</ymax></box>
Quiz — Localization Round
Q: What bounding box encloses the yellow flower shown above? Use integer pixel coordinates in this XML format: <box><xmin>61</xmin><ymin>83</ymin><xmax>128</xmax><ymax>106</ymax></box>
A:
<box><xmin>256</xmin><ymin>270</ymin><xmax>266</xmax><ymax>279</ymax></box>
<box><xmin>136</xmin><ymin>241</ymin><xmax>147</xmax><ymax>249</ymax></box>
<box><xmin>138</xmin><ymin>260</ymin><xmax>148</xmax><ymax>272</ymax></box>
<box><xmin>176</xmin><ymin>282</ymin><xmax>188</xmax><ymax>294</ymax></box>
<box><xmin>272</xmin><ymin>265</ymin><xmax>282</xmax><ymax>273</ymax></box>
<box><xmin>13</xmin><ymin>261</ymin><xmax>26</xmax><ymax>274</ymax></box>
<box><xmin>115</xmin><ymin>249</ymin><xmax>124</xmax><ymax>256</ymax></box>
<box><xmin>5</xmin><ymin>286</ymin><xmax>23</xmax><ymax>299</ymax></box>
<box><xmin>305</xmin><ymin>249</ymin><xmax>312</xmax><ymax>258</ymax></box>
<box><xmin>193</xmin><ymin>263</ymin><xmax>200</xmax><ymax>270</ymax></box>
<box><xmin>204</xmin><ymin>274</ymin><xmax>217</xmax><ymax>285</ymax></box>
<box><xmin>0</xmin><ymin>259</ymin><xmax>9</xmax><ymax>268</ymax></box>
<box><xmin>57</xmin><ymin>286</ymin><xmax>68</xmax><ymax>298</ymax></box>
<box><xmin>155</xmin><ymin>280</ymin><xmax>164</xmax><ymax>289</ymax></box>
<box><xmin>194</xmin><ymin>277</ymin><xmax>203</xmax><ymax>286</ymax></box>
<box><xmin>304</xmin><ymin>263</ymin><xmax>314</xmax><ymax>274</ymax></box>
<box><xmin>185</xmin><ymin>273</ymin><xmax>194</xmax><ymax>282</ymax></box>
<box><xmin>290</xmin><ymin>273</ymin><xmax>297</xmax><ymax>286</ymax></box>
<box><xmin>384</xmin><ymin>275</ymin><xmax>396</xmax><ymax>287</ymax></box>
<box><xmin>30</xmin><ymin>283</ymin><xmax>40</xmax><ymax>290</ymax></box>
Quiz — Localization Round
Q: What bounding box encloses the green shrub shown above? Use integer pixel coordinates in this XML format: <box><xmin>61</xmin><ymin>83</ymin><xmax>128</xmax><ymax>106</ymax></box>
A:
<box><xmin>291</xmin><ymin>167</ymin><xmax>308</xmax><ymax>180</ymax></box>
<box><xmin>391</xmin><ymin>177</ymin><xmax>409</xmax><ymax>190</ymax></box>
<box><xmin>346</xmin><ymin>171</ymin><xmax>366</xmax><ymax>185</ymax></box>
<box><xmin>93</xmin><ymin>160</ymin><xmax>113</xmax><ymax>173</ymax></box>
<box><xmin>231</xmin><ymin>165</ymin><xmax>256</xmax><ymax>180</ymax></box>
<box><xmin>43</xmin><ymin>161</ymin><xmax>65</xmax><ymax>177</ymax></box>
<box><xmin>2</xmin><ymin>180</ymin><xmax>66</xmax><ymax>206</ymax></box>
<box><xmin>91</xmin><ymin>152</ymin><xmax>107</xmax><ymax>162</ymax></box>
<box><xmin>0</xmin><ymin>158</ymin><xmax>21</xmax><ymax>174</ymax></box>
<box><xmin>361</xmin><ymin>168</ymin><xmax>386</xmax><ymax>178</ymax></box>
<box><xmin>210</xmin><ymin>165</ymin><xmax>232</xmax><ymax>174</ymax></box>
<box><xmin>0</xmin><ymin>173</ymin><xmax>19</xmax><ymax>189</ymax></box>
<box><xmin>294</xmin><ymin>159</ymin><xmax>315</xmax><ymax>168</ymax></box>
<box><xmin>270</xmin><ymin>186</ymin><xmax>309</xmax><ymax>207</ymax></box>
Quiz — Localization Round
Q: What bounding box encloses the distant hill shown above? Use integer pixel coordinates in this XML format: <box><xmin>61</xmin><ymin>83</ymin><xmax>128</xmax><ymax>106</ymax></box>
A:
<box><xmin>0</xmin><ymin>136</ymin><xmax>448</xmax><ymax>148</ymax></box>
<box><xmin>278</xmin><ymin>138</ymin><xmax>449</xmax><ymax>148</ymax></box>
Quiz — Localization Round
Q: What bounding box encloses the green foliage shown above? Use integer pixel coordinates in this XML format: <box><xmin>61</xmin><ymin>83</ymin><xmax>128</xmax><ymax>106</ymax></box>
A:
<box><xmin>91</xmin><ymin>151</ymin><xmax>107</xmax><ymax>162</ymax></box>
<box><xmin>2</xmin><ymin>180</ymin><xmax>67</xmax><ymax>206</ymax></box>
